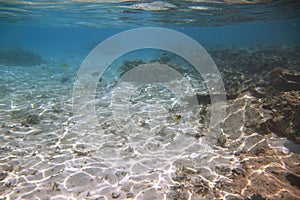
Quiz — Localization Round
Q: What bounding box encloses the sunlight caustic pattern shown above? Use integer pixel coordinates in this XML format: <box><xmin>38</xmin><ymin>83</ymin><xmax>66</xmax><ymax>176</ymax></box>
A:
<box><xmin>71</xmin><ymin>27</ymin><xmax>227</xmax><ymax>198</ymax></box>
<box><xmin>73</xmin><ymin>27</ymin><xmax>226</xmax><ymax>133</ymax></box>
<box><xmin>0</xmin><ymin>48</ymin><xmax>299</xmax><ymax>199</ymax></box>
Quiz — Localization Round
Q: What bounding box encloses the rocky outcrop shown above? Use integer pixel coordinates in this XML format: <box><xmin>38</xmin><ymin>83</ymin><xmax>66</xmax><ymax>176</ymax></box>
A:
<box><xmin>270</xmin><ymin>68</ymin><xmax>300</xmax><ymax>91</ymax></box>
<box><xmin>0</xmin><ymin>48</ymin><xmax>43</xmax><ymax>66</ymax></box>
<box><xmin>264</xmin><ymin>90</ymin><xmax>300</xmax><ymax>143</ymax></box>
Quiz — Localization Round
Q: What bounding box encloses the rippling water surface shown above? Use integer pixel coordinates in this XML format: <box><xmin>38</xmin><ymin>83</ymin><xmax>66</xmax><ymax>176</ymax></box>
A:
<box><xmin>0</xmin><ymin>0</ymin><xmax>299</xmax><ymax>26</ymax></box>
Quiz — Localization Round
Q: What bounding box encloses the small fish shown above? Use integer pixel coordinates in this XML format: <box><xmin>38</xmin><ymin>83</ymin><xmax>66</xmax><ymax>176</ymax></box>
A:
<box><xmin>174</xmin><ymin>114</ymin><xmax>181</xmax><ymax>124</ymax></box>
<box><xmin>119</xmin><ymin>130</ymin><xmax>128</xmax><ymax>140</ymax></box>
<box><xmin>60</xmin><ymin>77</ymin><xmax>69</xmax><ymax>83</ymax></box>
<box><xmin>90</xmin><ymin>71</ymin><xmax>100</xmax><ymax>78</ymax></box>
<box><xmin>61</xmin><ymin>63</ymin><xmax>69</xmax><ymax>68</ymax></box>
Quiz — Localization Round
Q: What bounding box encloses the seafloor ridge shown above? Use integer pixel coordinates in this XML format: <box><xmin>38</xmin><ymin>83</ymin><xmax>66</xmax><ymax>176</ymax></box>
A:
<box><xmin>0</xmin><ymin>46</ymin><xmax>299</xmax><ymax>199</ymax></box>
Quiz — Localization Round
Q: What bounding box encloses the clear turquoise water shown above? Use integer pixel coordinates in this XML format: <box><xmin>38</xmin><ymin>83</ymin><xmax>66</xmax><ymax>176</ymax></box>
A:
<box><xmin>0</xmin><ymin>0</ymin><xmax>299</xmax><ymax>58</ymax></box>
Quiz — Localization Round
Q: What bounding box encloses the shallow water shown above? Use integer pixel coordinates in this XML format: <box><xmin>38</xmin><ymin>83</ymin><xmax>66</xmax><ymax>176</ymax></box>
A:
<box><xmin>0</xmin><ymin>1</ymin><xmax>300</xmax><ymax>200</ymax></box>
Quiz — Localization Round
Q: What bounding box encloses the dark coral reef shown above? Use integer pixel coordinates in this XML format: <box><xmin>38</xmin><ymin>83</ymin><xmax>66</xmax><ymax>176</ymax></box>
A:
<box><xmin>0</xmin><ymin>48</ymin><xmax>43</xmax><ymax>66</ymax></box>
<box><xmin>209</xmin><ymin>46</ymin><xmax>300</xmax><ymax>144</ymax></box>
<box><xmin>116</xmin><ymin>46</ymin><xmax>300</xmax><ymax>144</ymax></box>
<box><xmin>167</xmin><ymin>46</ymin><xmax>300</xmax><ymax>199</ymax></box>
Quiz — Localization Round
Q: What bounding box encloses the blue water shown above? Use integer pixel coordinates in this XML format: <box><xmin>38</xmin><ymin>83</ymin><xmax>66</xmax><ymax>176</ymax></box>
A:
<box><xmin>1</xmin><ymin>20</ymin><xmax>300</xmax><ymax>60</ymax></box>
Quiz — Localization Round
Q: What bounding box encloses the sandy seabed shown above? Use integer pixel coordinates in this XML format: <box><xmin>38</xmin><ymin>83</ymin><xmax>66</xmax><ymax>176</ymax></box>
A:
<box><xmin>0</xmin><ymin>47</ymin><xmax>299</xmax><ymax>200</ymax></box>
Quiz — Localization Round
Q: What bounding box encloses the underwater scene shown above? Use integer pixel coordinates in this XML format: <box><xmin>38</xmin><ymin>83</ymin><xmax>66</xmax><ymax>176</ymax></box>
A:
<box><xmin>0</xmin><ymin>0</ymin><xmax>300</xmax><ymax>199</ymax></box>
